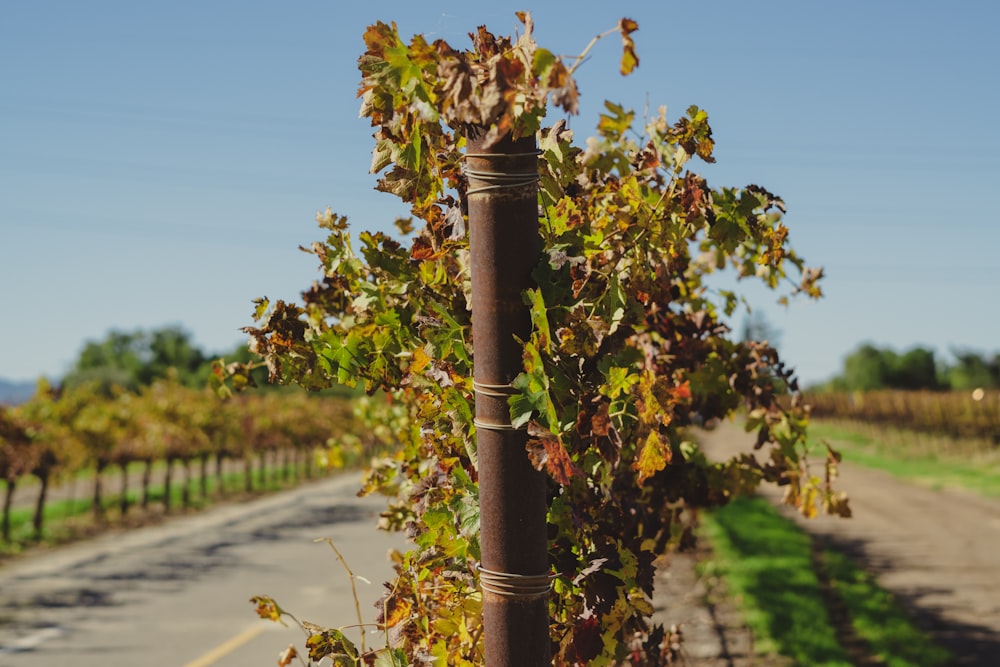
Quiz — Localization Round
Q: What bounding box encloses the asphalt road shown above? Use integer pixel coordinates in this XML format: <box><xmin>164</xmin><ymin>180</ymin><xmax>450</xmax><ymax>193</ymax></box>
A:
<box><xmin>0</xmin><ymin>473</ymin><xmax>405</xmax><ymax>667</ymax></box>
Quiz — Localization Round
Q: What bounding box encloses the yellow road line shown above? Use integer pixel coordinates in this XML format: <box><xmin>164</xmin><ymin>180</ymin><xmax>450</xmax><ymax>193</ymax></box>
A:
<box><xmin>181</xmin><ymin>625</ymin><xmax>266</xmax><ymax>667</ymax></box>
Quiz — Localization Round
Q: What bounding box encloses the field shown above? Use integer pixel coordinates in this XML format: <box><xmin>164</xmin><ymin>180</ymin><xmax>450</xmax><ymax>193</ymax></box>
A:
<box><xmin>807</xmin><ymin>389</ymin><xmax>1000</xmax><ymax>449</ymax></box>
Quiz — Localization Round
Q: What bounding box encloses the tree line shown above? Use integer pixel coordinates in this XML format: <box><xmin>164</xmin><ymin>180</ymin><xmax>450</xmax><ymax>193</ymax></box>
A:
<box><xmin>820</xmin><ymin>343</ymin><xmax>1000</xmax><ymax>392</ymax></box>
<box><xmin>59</xmin><ymin>325</ymin><xmax>259</xmax><ymax>393</ymax></box>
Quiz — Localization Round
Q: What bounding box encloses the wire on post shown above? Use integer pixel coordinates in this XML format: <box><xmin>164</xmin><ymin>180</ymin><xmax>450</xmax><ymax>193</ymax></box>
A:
<box><xmin>463</xmin><ymin>150</ymin><xmax>541</xmax><ymax>196</ymax></box>
<box><xmin>472</xmin><ymin>380</ymin><xmax>527</xmax><ymax>432</ymax></box>
<box><xmin>478</xmin><ymin>565</ymin><xmax>553</xmax><ymax>599</ymax></box>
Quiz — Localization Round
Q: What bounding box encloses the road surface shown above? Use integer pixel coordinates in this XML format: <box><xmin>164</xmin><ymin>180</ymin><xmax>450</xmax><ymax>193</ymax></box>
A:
<box><xmin>0</xmin><ymin>473</ymin><xmax>404</xmax><ymax>667</ymax></box>
<box><xmin>700</xmin><ymin>421</ymin><xmax>1000</xmax><ymax>666</ymax></box>
<box><xmin>5</xmin><ymin>424</ymin><xmax>999</xmax><ymax>666</ymax></box>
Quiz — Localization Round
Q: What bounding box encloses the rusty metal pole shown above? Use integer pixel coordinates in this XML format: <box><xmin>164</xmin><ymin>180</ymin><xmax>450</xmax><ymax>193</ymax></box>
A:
<box><xmin>466</xmin><ymin>130</ymin><xmax>550</xmax><ymax>666</ymax></box>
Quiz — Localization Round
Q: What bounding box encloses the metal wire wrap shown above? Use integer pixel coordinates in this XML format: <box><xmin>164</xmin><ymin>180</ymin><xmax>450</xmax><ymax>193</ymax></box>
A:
<box><xmin>464</xmin><ymin>168</ymin><xmax>539</xmax><ymax>196</ymax></box>
<box><xmin>472</xmin><ymin>380</ymin><xmax>527</xmax><ymax>432</ymax></box>
<box><xmin>464</xmin><ymin>151</ymin><xmax>543</xmax><ymax>159</ymax></box>
<box><xmin>473</xmin><ymin>418</ymin><xmax>526</xmax><ymax>432</ymax></box>
<box><xmin>463</xmin><ymin>150</ymin><xmax>541</xmax><ymax>196</ymax></box>
<box><xmin>478</xmin><ymin>565</ymin><xmax>553</xmax><ymax>599</ymax></box>
<box><xmin>473</xmin><ymin>380</ymin><xmax>519</xmax><ymax>399</ymax></box>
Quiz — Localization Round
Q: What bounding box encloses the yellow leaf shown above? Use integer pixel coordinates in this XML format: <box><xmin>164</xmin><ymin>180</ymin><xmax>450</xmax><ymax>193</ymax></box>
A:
<box><xmin>634</xmin><ymin>431</ymin><xmax>671</xmax><ymax>484</ymax></box>
<box><xmin>410</xmin><ymin>346</ymin><xmax>431</xmax><ymax>374</ymax></box>
<box><xmin>618</xmin><ymin>18</ymin><xmax>639</xmax><ymax>75</ymax></box>
<box><xmin>629</xmin><ymin>592</ymin><xmax>654</xmax><ymax>616</ymax></box>
<box><xmin>250</xmin><ymin>595</ymin><xmax>286</xmax><ymax>625</ymax></box>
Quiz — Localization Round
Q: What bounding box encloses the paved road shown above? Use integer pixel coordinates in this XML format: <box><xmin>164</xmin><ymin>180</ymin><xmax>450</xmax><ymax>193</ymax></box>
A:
<box><xmin>0</xmin><ymin>474</ymin><xmax>404</xmax><ymax>667</ymax></box>
<box><xmin>9</xmin><ymin>423</ymin><xmax>997</xmax><ymax>666</ymax></box>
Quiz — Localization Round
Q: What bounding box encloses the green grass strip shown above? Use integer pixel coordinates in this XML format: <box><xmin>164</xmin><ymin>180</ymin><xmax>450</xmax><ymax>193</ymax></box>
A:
<box><xmin>701</xmin><ymin>496</ymin><xmax>949</xmax><ymax>667</ymax></box>
<box><xmin>809</xmin><ymin>421</ymin><xmax>1000</xmax><ymax>498</ymax></box>
<box><xmin>701</xmin><ymin>496</ymin><xmax>851</xmax><ymax>666</ymax></box>
<box><xmin>819</xmin><ymin>550</ymin><xmax>951</xmax><ymax>667</ymax></box>
<box><xmin>1</xmin><ymin>465</ymin><xmax>317</xmax><ymax>557</ymax></box>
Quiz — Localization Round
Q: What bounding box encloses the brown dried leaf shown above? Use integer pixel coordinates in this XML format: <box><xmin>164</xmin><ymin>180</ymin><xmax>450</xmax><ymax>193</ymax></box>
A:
<box><xmin>277</xmin><ymin>645</ymin><xmax>297</xmax><ymax>667</ymax></box>
<box><xmin>618</xmin><ymin>18</ymin><xmax>639</xmax><ymax>75</ymax></box>
<box><xmin>591</xmin><ymin>401</ymin><xmax>612</xmax><ymax>437</ymax></box>
<box><xmin>525</xmin><ymin>422</ymin><xmax>583</xmax><ymax>486</ymax></box>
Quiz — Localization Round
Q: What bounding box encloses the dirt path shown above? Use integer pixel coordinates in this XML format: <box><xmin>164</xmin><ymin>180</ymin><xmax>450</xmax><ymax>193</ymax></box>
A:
<box><xmin>697</xmin><ymin>420</ymin><xmax>1000</xmax><ymax>666</ymax></box>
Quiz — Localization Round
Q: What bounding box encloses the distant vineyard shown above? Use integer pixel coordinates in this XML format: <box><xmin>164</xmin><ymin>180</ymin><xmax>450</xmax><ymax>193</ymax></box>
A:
<box><xmin>806</xmin><ymin>390</ymin><xmax>1000</xmax><ymax>443</ymax></box>
<box><xmin>0</xmin><ymin>379</ymin><xmax>374</xmax><ymax>545</ymax></box>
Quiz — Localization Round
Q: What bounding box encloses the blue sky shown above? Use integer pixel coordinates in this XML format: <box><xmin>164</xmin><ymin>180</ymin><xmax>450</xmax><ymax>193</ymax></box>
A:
<box><xmin>2</xmin><ymin>1</ymin><xmax>998</xmax><ymax>385</ymax></box>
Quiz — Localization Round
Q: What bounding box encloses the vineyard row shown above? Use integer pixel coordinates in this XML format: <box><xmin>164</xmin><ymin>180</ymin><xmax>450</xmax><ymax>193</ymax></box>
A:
<box><xmin>806</xmin><ymin>389</ymin><xmax>1000</xmax><ymax>444</ymax></box>
<box><xmin>0</xmin><ymin>379</ymin><xmax>368</xmax><ymax>544</ymax></box>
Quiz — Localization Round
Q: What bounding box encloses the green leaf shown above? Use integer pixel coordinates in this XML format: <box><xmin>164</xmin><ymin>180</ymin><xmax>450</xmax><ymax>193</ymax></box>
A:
<box><xmin>532</xmin><ymin>47</ymin><xmax>558</xmax><ymax>76</ymax></box>
<box><xmin>603</xmin><ymin>271</ymin><xmax>628</xmax><ymax>335</ymax></box>
<box><xmin>509</xmin><ymin>386</ymin><xmax>535</xmax><ymax>430</ymax></box>
<box><xmin>370</xmin><ymin>648</ymin><xmax>408</xmax><ymax>667</ymax></box>
<box><xmin>597</xmin><ymin>101</ymin><xmax>634</xmax><ymax>139</ymax></box>
<box><xmin>525</xmin><ymin>288</ymin><xmax>552</xmax><ymax>354</ymax></box>
<box><xmin>600</xmin><ymin>365</ymin><xmax>639</xmax><ymax>400</ymax></box>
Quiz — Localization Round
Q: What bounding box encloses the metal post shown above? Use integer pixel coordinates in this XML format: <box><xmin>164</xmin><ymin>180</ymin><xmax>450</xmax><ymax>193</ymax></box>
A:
<box><xmin>466</xmin><ymin>130</ymin><xmax>550</xmax><ymax>666</ymax></box>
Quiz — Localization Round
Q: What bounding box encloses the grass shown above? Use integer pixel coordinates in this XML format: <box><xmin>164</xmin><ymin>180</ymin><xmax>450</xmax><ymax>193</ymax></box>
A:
<box><xmin>808</xmin><ymin>420</ymin><xmax>1000</xmax><ymax>498</ymax></box>
<box><xmin>0</xmin><ymin>464</ymin><xmax>317</xmax><ymax>558</ymax></box>
<box><xmin>820</xmin><ymin>550</ymin><xmax>952</xmax><ymax>667</ymax></box>
<box><xmin>700</xmin><ymin>496</ymin><xmax>951</xmax><ymax>667</ymax></box>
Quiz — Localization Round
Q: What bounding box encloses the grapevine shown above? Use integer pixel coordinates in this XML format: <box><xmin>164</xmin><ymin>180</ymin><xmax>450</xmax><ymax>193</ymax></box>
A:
<box><xmin>240</xmin><ymin>13</ymin><xmax>848</xmax><ymax>665</ymax></box>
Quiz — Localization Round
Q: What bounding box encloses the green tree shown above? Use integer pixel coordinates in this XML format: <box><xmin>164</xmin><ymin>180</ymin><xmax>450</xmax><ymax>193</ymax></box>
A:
<box><xmin>64</xmin><ymin>326</ymin><xmax>210</xmax><ymax>392</ymax></box>
<box><xmin>831</xmin><ymin>344</ymin><xmax>941</xmax><ymax>392</ymax></box>
<box><xmin>839</xmin><ymin>344</ymin><xmax>892</xmax><ymax>391</ymax></box>
<box><xmin>946</xmin><ymin>349</ymin><xmax>1000</xmax><ymax>389</ymax></box>
<box><xmin>890</xmin><ymin>347</ymin><xmax>940</xmax><ymax>390</ymax></box>
<box><xmin>64</xmin><ymin>330</ymin><xmax>147</xmax><ymax>392</ymax></box>
<box><xmin>143</xmin><ymin>326</ymin><xmax>209</xmax><ymax>386</ymax></box>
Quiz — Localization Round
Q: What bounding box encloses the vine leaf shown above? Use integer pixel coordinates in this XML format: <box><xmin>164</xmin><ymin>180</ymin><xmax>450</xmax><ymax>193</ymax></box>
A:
<box><xmin>618</xmin><ymin>18</ymin><xmax>639</xmax><ymax>75</ymax></box>
<box><xmin>526</xmin><ymin>421</ymin><xmax>583</xmax><ymax>485</ymax></box>
<box><xmin>364</xmin><ymin>648</ymin><xmax>409</xmax><ymax>667</ymax></box>
<box><xmin>305</xmin><ymin>627</ymin><xmax>359</xmax><ymax>665</ymax></box>
<box><xmin>250</xmin><ymin>595</ymin><xmax>287</xmax><ymax>626</ymax></box>
<box><xmin>634</xmin><ymin>431</ymin><xmax>672</xmax><ymax>484</ymax></box>
<box><xmin>277</xmin><ymin>645</ymin><xmax>297</xmax><ymax>667</ymax></box>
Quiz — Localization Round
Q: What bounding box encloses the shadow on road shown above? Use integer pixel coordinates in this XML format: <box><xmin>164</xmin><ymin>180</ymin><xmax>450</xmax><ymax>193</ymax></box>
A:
<box><xmin>27</xmin><ymin>588</ymin><xmax>117</xmax><ymax>609</ymax></box>
<box><xmin>2</xmin><ymin>500</ymin><xmax>378</xmax><ymax>617</ymax></box>
<box><xmin>247</xmin><ymin>503</ymin><xmax>371</xmax><ymax>542</ymax></box>
<box><xmin>815</xmin><ymin>533</ymin><xmax>1000</xmax><ymax>667</ymax></box>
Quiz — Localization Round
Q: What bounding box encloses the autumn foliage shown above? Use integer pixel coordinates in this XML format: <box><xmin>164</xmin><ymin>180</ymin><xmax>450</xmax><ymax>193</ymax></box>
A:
<box><xmin>0</xmin><ymin>381</ymin><xmax>359</xmax><ymax>547</ymax></box>
<box><xmin>239</xmin><ymin>13</ymin><xmax>846</xmax><ymax>666</ymax></box>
